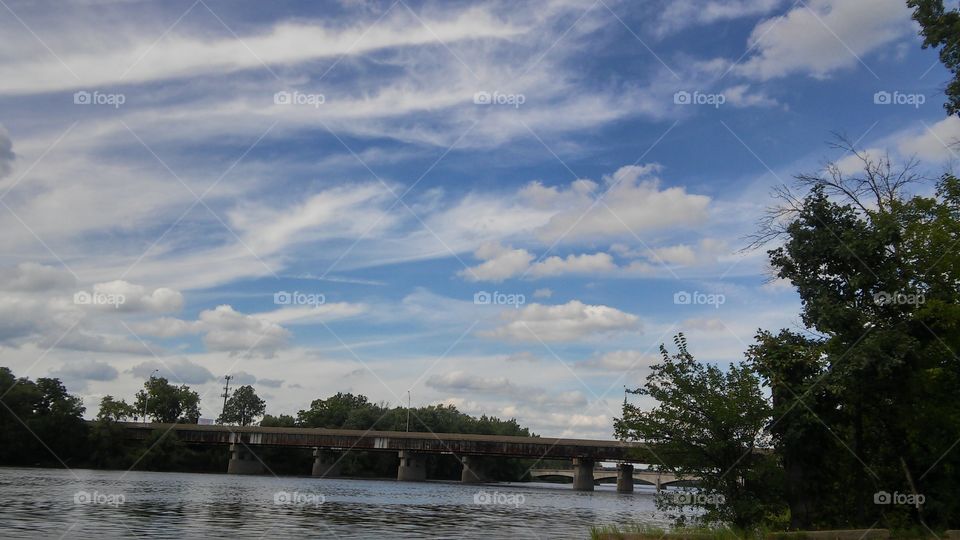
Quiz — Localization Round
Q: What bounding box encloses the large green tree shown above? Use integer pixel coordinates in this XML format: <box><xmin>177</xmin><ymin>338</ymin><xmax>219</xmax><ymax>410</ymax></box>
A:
<box><xmin>909</xmin><ymin>0</ymin><xmax>960</xmax><ymax>116</ymax></box>
<box><xmin>614</xmin><ymin>334</ymin><xmax>782</xmax><ymax>529</ymax></box>
<box><xmin>758</xmin><ymin>144</ymin><xmax>960</xmax><ymax>528</ymax></box>
<box><xmin>0</xmin><ymin>368</ymin><xmax>87</xmax><ymax>466</ymax></box>
<box><xmin>134</xmin><ymin>376</ymin><xmax>201</xmax><ymax>423</ymax></box>
<box><xmin>97</xmin><ymin>395</ymin><xmax>137</xmax><ymax>422</ymax></box>
<box><xmin>218</xmin><ymin>385</ymin><xmax>265</xmax><ymax>426</ymax></box>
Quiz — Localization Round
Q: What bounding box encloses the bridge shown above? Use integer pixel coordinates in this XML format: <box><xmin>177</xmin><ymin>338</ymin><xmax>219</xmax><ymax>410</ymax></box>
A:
<box><xmin>118</xmin><ymin>422</ymin><xmax>687</xmax><ymax>492</ymax></box>
<box><xmin>529</xmin><ymin>468</ymin><xmax>693</xmax><ymax>491</ymax></box>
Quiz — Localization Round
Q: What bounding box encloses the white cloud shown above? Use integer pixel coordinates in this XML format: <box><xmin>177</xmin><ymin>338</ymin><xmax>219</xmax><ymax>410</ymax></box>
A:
<box><xmin>722</xmin><ymin>84</ymin><xmax>780</xmax><ymax>108</ymax></box>
<box><xmin>897</xmin><ymin>116</ymin><xmax>960</xmax><ymax>162</ymax></box>
<box><xmin>481</xmin><ymin>300</ymin><xmax>641</xmax><ymax>342</ymax></box>
<box><xmin>135</xmin><ymin>305</ymin><xmax>291</xmax><ymax>357</ymax></box>
<box><xmin>199</xmin><ymin>305</ymin><xmax>290</xmax><ymax>357</ymax></box>
<box><xmin>129</xmin><ymin>357</ymin><xmax>216</xmax><ymax>385</ymax></box>
<box><xmin>0</xmin><ymin>262</ymin><xmax>74</xmax><ymax>292</ymax></box>
<box><xmin>459</xmin><ymin>242</ymin><xmax>535</xmax><ymax>282</ymax></box>
<box><xmin>460</xmin><ymin>242</ymin><xmax>618</xmax><ymax>282</ymax></box>
<box><xmin>576</xmin><ymin>350</ymin><xmax>658</xmax><ymax>372</ymax></box>
<box><xmin>736</xmin><ymin>0</ymin><xmax>914</xmax><ymax>80</ymax></box>
<box><xmin>532</xmin><ymin>288</ymin><xmax>552</xmax><ymax>299</ymax></box>
<box><xmin>534</xmin><ymin>164</ymin><xmax>711</xmax><ymax>243</ymax></box>
<box><xmin>51</xmin><ymin>359</ymin><xmax>119</xmax><ymax>384</ymax></box>
<box><xmin>86</xmin><ymin>280</ymin><xmax>183</xmax><ymax>313</ymax></box>
<box><xmin>426</xmin><ymin>370</ymin><xmax>588</xmax><ymax>407</ymax></box>
<box><xmin>0</xmin><ymin>7</ymin><xmax>524</xmax><ymax>95</ymax></box>
<box><xmin>654</xmin><ymin>0</ymin><xmax>784</xmax><ymax>36</ymax></box>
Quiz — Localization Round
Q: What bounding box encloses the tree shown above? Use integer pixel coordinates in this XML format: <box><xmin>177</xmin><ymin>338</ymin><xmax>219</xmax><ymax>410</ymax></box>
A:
<box><xmin>218</xmin><ymin>385</ymin><xmax>265</xmax><ymax>426</ymax></box>
<box><xmin>97</xmin><ymin>395</ymin><xmax>137</xmax><ymax>422</ymax></box>
<box><xmin>297</xmin><ymin>392</ymin><xmax>373</xmax><ymax>428</ymax></box>
<box><xmin>260</xmin><ymin>413</ymin><xmax>296</xmax><ymax>427</ymax></box>
<box><xmin>0</xmin><ymin>368</ymin><xmax>87</xmax><ymax>466</ymax></box>
<box><xmin>909</xmin><ymin>0</ymin><xmax>960</xmax><ymax>116</ymax></box>
<box><xmin>614</xmin><ymin>334</ymin><xmax>781</xmax><ymax>529</ymax></box>
<box><xmin>755</xmin><ymin>142</ymin><xmax>960</xmax><ymax>528</ymax></box>
<box><xmin>134</xmin><ymin>377</ymin><xmax>201</xmax><ymax>423</ymax></box>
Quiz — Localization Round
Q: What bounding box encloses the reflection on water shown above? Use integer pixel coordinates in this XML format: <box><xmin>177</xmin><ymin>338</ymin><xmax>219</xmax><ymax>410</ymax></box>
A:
<box><xmin>0</xmin><ymin>467</ymin><xmax>668</xmax><ymax>539</ymax></box>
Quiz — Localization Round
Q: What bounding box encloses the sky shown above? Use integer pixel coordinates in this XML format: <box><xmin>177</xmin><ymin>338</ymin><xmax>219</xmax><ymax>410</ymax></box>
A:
<box><xmin>0</xmin><ymin>0</ymin><xmax>957</xmax><ymax>440</ymax></box>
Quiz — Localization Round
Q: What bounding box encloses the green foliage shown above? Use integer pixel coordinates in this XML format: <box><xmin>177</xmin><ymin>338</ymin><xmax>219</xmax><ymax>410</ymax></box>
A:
<box><xmin>760</xmin><ymin>163</ymin><xmax>960</xmax><ymax>528</ymax></box>
<box><xmin>217</xmin><ymin>385</ymin><xmax>265</xmax><ymax>426</ymax></box>
<box><xmin>0</xmin><ymin>367</ymin><xmax>88</xmax><ymax>467</ymax></box>
<box><xmin>259</xmin><ymin>413</ymin><xmax>296</xmax><ymax>427</ymax></box>
<box><xmin>614</xmin><ymin>334</ymin><xmax>783</xmax><ymax>529</ymax></box>
<box><xmin>96</xmin><ymin>395</ymin><xmax>137</xmax><ymax>422</ymax></box>
<box><xmin>908</xmin><ymin>0</ymin><xmax>960</xmax><ymax>116</ymax></box>
<box><xmin>133</xmin><ymin>376</ymin><xmax>201</xmax><ymax>423</ymax></box>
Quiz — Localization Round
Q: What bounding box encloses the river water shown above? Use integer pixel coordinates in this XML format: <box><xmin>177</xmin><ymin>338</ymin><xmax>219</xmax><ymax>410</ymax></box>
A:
<box><xmin>0</xmin><ymin>467</ymin><xmax>669</xmax><ymax>539</ymax></box>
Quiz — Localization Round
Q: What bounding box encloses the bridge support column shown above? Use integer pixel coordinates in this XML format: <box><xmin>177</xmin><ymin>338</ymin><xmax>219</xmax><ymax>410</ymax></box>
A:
<box><xmin>616</xmin><ymin>463</ymin><xmax>634</xmax><ymax>493</ymax></box>
<box><xmin>312</xmin><ymin>448</ymin><xmax>343</xmax><ymax>477</ymax></box>
<box><xmin>460</xmin><ymin>455</ymin><xmax>485</xmax><ymax>484</ymax></box>
<box><xmin>397</xmin><ymin>450</ymin><xmax>426</xmax><ymax>482</ymax></box>
<box><xmin>227</xmin><ymin>443</ymin><xmax>265</xmax><ymax>475</ymax></box>
<box><xmin>572</xmin><ymin>458</ymin><xmax>594</xmax><ymax>491</ymax></box>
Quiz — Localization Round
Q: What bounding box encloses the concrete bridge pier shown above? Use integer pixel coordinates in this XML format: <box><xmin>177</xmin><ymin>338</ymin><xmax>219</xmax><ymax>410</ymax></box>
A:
<box><xmin>572</xmin><ymin>458</ymin><xmax>595</xmax><ymax>491</ymax></box>
<box><xmin>616</xmin><ymin>463</ymin><xmax>634</xmax><ymax>493</ymax></box>
<box><xmin>460</xmin><ymin>455</ymin><xmax>486</xmax><ymax>484</ymax></box>
<box><xmin>397</xmin><ymin>450</ymin><xmax>426</xmax><ymax>482</ymax></box>
<box><xmin>227</xmin><ymin>443</ymin><xmax>265</xmax><ymax>475</ymax></box>
<box><xmin>312</xmin><ymin>448</ymin><xmax>343</xmax><ymax>477</ymax></box>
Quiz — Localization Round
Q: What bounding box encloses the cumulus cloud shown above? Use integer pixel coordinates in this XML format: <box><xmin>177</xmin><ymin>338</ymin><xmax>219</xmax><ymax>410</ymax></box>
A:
<box><xmin>576</xmin><ymin>350</ymin><xmax>658</xmax><ymax>372</ymax></box>
<box><xmin>532</xmin><ymin>165</ymin><xmax>711</xmax><ymax>243</ymax></box>
<box><xmin>481</xmin><ymin>300</ymin><xmax>641</xmax><ymax>342</ymax></box>
<box><xmin>133</xmin><ymin>305</ymin><xmax>291</xmax><ymax>357</ymax></box>
<box><xmin>735</xmin><ymin>0</ymin><xmax>914</xmax><ymax>80</ymax></box>
<box><xmin>426</xmin><ymin>370</ymin><xmax>587</xmax><ymax>407</ymax></box>
<box><xmin>199</xmin><ymin>305</ymin><xmax>291</xmax><ymax>357</ymax></box>
<box><xmin>83</xmin><ymin>280</ymin><xmax>184</xmax><ymax>313</ymax></box>
<box><xmin>50</xmin><ymin>359</ymin><xmax>119</xmax><ymax>389</ymax></box>
<box><xmin>460</xmin><ymin>242</ymin><xmax>618</xmax><ymax>282</ymax></box>
<box><xmin>130</xmin><ymin>358</ymin><xmax>216</xmax><ymax>385</ymax></box>
<box><xmin>0</xmin><ymin>262</ymin><xmax>74</xmax><ymax>292</ymax></box>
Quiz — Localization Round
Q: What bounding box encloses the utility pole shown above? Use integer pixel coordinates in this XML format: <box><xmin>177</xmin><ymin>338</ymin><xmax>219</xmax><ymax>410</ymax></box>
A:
<box><xmin>220</xmin><ymin>375</ymin><xmax>233</xmax><ymax>424</ymax></box>
<box><xmin>406</xmin><ymin>389</ymin><xmax>411</xmax><ymax>432</ymax></box>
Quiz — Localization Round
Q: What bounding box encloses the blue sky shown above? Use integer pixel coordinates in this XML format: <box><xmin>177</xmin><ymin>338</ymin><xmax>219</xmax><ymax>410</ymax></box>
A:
<box><xmin>0</xmin><ymin>0</ymin><xmax>957</xmax><ymax>438</ymax></box>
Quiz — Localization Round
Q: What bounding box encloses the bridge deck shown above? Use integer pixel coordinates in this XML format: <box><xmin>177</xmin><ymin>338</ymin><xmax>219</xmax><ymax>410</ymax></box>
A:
<box><xmin>118</xmin><ymin>423</ymin><xmax>673</xmax><ymax>462</ymax></box>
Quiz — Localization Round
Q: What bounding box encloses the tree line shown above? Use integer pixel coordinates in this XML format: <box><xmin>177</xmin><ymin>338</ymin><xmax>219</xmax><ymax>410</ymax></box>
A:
<box><xmin>0</xmin><ymin>370</ymin><xmax>538</xmax><ymax>479</ymax></box>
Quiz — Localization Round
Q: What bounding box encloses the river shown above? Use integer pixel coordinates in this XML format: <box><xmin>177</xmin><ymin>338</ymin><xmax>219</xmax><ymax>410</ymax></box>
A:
<box><xmin>0</xmin><ymin>467</ymin><xmax>669</xmax><ymax>539</ymax></box>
